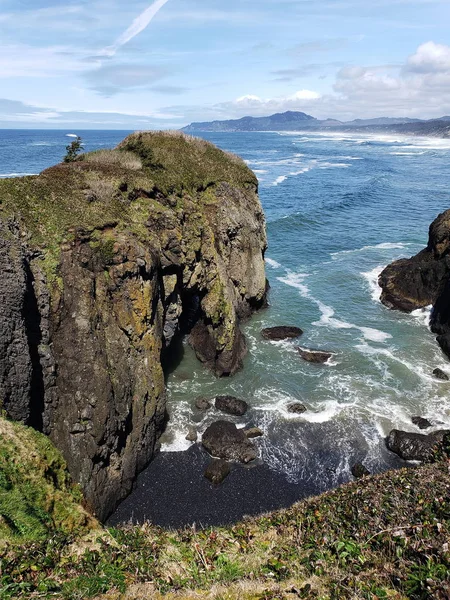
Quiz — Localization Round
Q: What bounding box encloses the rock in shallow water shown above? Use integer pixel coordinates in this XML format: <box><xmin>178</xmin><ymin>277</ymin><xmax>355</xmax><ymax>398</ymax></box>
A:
<box><xmin>287</xmin><ymin>403</ymin><xmax>307</xmax><ymax>414</ymax></box>
<box><xmin>297</xmin><ymin>348</ymin><xmax>333</xmax><ymax>364</ymax></box>
<box><xmin>245</xmin><ymin>427</ymin><xmax>264</xmax><ymax>438</ymax></box>
<box><xmin>204</xmin><ymin>459</ymin><xmax>231</xmax><ymax>484</ymax></box>
<box><xmin>433</xmin><ymin>368</ymin><xmax>449</xmax><ymax>381</ymax></box>
<box><xmin>261</xmin><ymin>326</ymin><xmax>303</xmax><ymax>341</ymax></box>
<box><xmin>386</xmin><ymin>429</ymin><xmax>450</xmax><ymax>461</ymax></box>
<box><xmin>215</xmin><ymin>395</ymin><xmax>248</xmax><ymax>416</ymax></box>
<box><xmin>202</xmin><ymin>421</ymin><xmax>257</xmax><ymax>463</ymax></box>
<box><xmin>351</xmin><ymin>463</ymin><xmax>370</xmax><ymax>478</ymax></box>
<box><xmin>411</xmin><ymin>416</ymin><xmax>433</xmax><ymax>430</ymax></box>
<box><xmin>195</xmin><ymin>397</ymin><xmax>212</xmax><ymax>411</ymax></box>
<box><xmin>185</xmin><ymin>427</ymin><xmax>198</xmax><ymax>442</ymax></box>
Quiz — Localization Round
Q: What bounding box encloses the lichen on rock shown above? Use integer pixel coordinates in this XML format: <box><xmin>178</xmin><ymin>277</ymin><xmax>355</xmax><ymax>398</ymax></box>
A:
<box><xmin>0</xmin><ymin>131</ymin><xmax>267</xmax><ymax>520</ymax></box>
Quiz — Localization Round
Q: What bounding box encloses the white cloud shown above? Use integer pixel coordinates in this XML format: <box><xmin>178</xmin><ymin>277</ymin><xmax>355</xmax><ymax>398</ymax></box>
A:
<box><xmin>405</xmin><ymin>41</ymin><xmax>450</xmax><ymax>73</ymax></box>
<box><xmin>220</xmin><ymin>90</ymin><xmax>322</xmax><ymax>116</ymax></box>
<box><xmin>101</xmin><ymin>0</ymin><xmax>171</xmax><ymax>57</ymax></box>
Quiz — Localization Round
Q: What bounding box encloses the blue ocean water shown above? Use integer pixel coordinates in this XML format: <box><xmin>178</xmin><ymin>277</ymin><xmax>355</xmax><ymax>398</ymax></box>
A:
<box><xmin>2</xmin><ymin>128</ymin><xmax>450</xmax><ymax>496</ymax></box>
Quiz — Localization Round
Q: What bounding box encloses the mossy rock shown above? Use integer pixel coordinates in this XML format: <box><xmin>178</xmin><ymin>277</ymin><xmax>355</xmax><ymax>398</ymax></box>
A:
<box><xmin>0</xmin><ymin>416</ymin><xmax>98</xmax><ymax>544</ymax></box>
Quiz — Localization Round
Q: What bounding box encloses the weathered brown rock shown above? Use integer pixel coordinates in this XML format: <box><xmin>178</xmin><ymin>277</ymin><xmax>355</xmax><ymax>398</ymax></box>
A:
<box><xmin>245</xmin><ymin>427</ymin><xmax>264</xmax><ymax>438</ymax></box>
<box><xmin>297</xmin><ymin>348</ymin><xmax>333</xmax><ymax>364</ymax></box>
<box><xmin>287</xmin><ymin>403</ymin><xmax>308</xmax><ymax>414</ymax></box>
<box><xmin>195</xmin><ymin>397</ymin><xmax>212</xmax><ymax>411</ymax></box>
<box><xmin>433</xmin><ymin>368</ymin><xmax>449</xmax><ymax>381</ymax></box>
<box><xmin>351</xmin><ymin>463</ymin><xmax>370</xmax><ymax>478</ymax></box>
<box><xmin>215</xmin><ymin>395</ymin><xmax>248</xmax><ymax>416</ymax></box>
<box><xmin>185</xmin><ymin>427</ymin><xmax>198</xmax><ymax>442</ymax></box>
<box><xmin>261</xmin><ymin>326</ymin><xmax>303</xmax><ymax>341</ymax></box>
<box><xmin>204</xmin><ymin>459</ymin><xmax>231</xmax><ymax>484</ymax></box>
<box><xmin>386</xmin><ymin>428</ymin><xmax>450</xmax><ymax>461</ymax></box>
<box><xmin>378</xmin><ymin>210</ymin><xmax>450</xmax><ymax>358</ymax></box>
<box><xmin>202</xmin><ymin>420</ymin><xmax>257</xmax><ymax>463</ymax></box>
<box><xmin>412</xmin><ymin>416</ymin><xmax>433</xmax><ymax>430</ymax></box>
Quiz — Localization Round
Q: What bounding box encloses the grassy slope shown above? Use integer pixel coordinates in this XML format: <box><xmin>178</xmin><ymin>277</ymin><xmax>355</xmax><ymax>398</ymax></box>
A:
<box><xmin>0</xmin><ymin>418</ymin><xmax>97</xmax><ymax>546</ymax></box>
<box><xmin>1</xmin><ymin>458</ymin><xmax>449</xmax><ymax>599</ymax></box>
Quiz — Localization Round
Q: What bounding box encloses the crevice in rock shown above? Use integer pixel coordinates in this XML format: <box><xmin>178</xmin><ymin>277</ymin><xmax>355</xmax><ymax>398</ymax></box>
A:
<box><xmin>161</xmin><ymin>289</ymin><xmax>203</xmax><ymax>379</ymax></box>
<box><xmin>23</xmin><ymin>262</ymin><xmax>45</xmax><ymax>432</ymax></box>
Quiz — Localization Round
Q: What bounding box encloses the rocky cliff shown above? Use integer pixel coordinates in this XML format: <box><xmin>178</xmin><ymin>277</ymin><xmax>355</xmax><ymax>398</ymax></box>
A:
<box><xmin>0</xmin><ymin>132</ymin><xmax>267</xmax><ymax>520</ymax></box>
<box><xmin>379</xmin><ymin>209</ymin><xmax>450</xmax><ymax>356</ymax></box>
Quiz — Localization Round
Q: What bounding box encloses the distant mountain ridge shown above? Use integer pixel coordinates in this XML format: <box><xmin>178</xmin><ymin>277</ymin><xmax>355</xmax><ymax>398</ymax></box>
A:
<box><xmin>182</xmin><ymin>111</ymin><xmax>450</xmax><ymax>137</ymax></box>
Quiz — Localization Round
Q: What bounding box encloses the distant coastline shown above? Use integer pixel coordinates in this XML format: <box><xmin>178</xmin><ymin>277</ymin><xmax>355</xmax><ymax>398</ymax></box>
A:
<box><xmin>182</xmin><ymin>110</ymin><xmax>450</xmax><ymax>138</ymax></box>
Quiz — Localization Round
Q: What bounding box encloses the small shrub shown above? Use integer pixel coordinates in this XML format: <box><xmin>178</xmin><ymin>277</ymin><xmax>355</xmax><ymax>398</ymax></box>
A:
<box><xmin>64</xmin><ymin>137</ymin><xmax>83</xmax><ymax>163</ymax></box>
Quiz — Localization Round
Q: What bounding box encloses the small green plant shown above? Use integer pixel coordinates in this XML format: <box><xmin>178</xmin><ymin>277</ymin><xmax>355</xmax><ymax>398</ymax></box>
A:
<box><xmin>64</xmin><ymin>136</ymin><xmax>83</xmax><ymax>163</ymax></box>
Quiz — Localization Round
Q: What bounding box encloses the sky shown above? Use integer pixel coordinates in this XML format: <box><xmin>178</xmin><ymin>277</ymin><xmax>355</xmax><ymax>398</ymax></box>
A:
<box><xmin>1</xmin><ymin>0</ymin><xmax>450</xmax><ymax>129</ymax></box>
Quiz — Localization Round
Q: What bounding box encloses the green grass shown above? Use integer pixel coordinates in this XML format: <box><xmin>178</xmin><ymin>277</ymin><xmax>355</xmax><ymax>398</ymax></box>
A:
<box><xmin>0</xmin><ymin>418</ymin><xmax>97</xmax><ymax>545</ymax></box>
<box><xmin>0</xmin><ymin>131</ymin><xmax>256</xmax><ymax>294</ymax></box>
<box><xmin>1</xmin><ymin>457</ymin><xmax>449</xmax><ymax>599</ymax></box>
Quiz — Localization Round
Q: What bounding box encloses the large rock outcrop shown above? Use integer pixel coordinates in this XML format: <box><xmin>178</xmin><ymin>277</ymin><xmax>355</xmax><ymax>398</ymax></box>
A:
<box><xmin>0</xmin><ymin>132</ymin><xmax>267</xmax><ymax>520</ymax></box>
<box><xmin>379</xmin><ymin>209</ymin><xmax>450</xmax><ymax>357</ymax></box>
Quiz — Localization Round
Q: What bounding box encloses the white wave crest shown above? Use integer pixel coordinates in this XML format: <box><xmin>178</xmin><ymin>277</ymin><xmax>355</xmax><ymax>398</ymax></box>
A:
<box><xmin>265</xmin><ymin>257</ymin><xmax>282</xmax><ymax>269</ymax></box>
<box><xmin>361</xmin><ymin>266</ymin><xmax>384</xmax><ymax>303</ymax></box>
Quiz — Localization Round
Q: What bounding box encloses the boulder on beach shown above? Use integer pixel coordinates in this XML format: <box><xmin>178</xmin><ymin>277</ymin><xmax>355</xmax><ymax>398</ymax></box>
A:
<box><xmin>261</xmin><ymin>326</ymin><xmax>303</xmax><ymax>341</ymax></box>
<box><xmin>204</xmin><ymin>459</ymin><xmax>231</xmax><ymax>484</ymax></box>
<box><xmin>411</xmin><ymin>416</ymin><xmax>432</xmax><ymax>430</ymax></box>
<box><xmin>245</xmin><ymin>427</ymin><xmax>264</xmax><ymax>439</ymax></box>
<box><xmin>215</xmin><ymin>395</ymin><xmax>248</xmax><ymax>416</ymax></box>
<box><xmin>351</xmin><ymin>463</ymin><xmax>370</xmax><ymax>479</ymax></box>
<box><xmin>185</xmin><ymin>427</ymin><xmax>198</xmax><ymax>442</ymax></box>
<box><xmin>386</xmin><ymin>429</ymin><xmax>450</xmax><ymax>461</ymax></box>
<box><xmin>433</xmin><ymin>368</ymin><xmax>449</xmax><ymax>381</ymax></box>
<box><xmin>297</xmin><ymin>348</ymin><xmax>333</xmax><ymax>364</ymax></box>
<box><xmin>202</xmin><ymin>420</ymin><xmax>257</xmax><ymax>463</ymax></box>
<box><xmin>287</xmin><ymin>403</ymin><xmax>307</xmax><ymax>414</ymax></box>
<box><xmin>195</xmin><ymin>397</ymin><xmax>212</xmax><ymax>411</ymax></box>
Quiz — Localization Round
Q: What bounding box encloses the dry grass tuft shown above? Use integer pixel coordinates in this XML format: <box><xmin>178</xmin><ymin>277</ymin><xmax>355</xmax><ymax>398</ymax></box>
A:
<box><xmin>82</xmin><ymin>149</ymin><xmax>143</xmax><ymax>171</ymax></box>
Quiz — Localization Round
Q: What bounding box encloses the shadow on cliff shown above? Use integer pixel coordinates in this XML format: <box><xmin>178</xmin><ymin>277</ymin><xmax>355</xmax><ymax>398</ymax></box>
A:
<box><xmin>23</xmin><ymin>263</ymin><xmax>45</xmax><ymax>432</ymax></box>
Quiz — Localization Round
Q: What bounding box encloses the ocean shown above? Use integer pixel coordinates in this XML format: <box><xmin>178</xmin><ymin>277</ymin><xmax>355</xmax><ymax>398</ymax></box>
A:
<box><xmin>2</xmin><ymin>128</ymin><xmax>450</xmax><ymax>525</ymax></box>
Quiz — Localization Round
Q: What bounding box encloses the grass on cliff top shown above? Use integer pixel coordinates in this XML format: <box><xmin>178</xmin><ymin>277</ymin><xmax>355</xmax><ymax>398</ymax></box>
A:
<box><xmin>1</xmin><ymin>458</ymin><xmax>450</xmax><ymax>600</ymax></box>
<box><xmin>0</xmin><ymin>131</ymin><xmax>256</xmax><ymax>292</ymax></box>
<box><xmin>0</xmin><ymin>417</ymin><xmax>97</xmax><ymax>546</ymax></box>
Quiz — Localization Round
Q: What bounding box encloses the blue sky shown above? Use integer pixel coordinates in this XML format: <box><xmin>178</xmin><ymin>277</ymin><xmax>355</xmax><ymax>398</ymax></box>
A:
<box><xmin>1</xmin><ymin>0</ymin><xmax>450</xmax><ymax>128</ymax></box>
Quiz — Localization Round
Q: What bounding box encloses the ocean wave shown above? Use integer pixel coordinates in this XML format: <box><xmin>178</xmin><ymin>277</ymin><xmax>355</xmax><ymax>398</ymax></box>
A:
<box><xmin>265</xmin><ymin>257</ymin><xmax>282</xmax><ymax>269</ymax></box>
<box><xmin>273</xmin><ymin>175</ymin><xmax>287</xmax><ymax>186</ymax></box>
<box><xmin>0</xmin><ymin>172</ymin><xmax>37</xmax><ymax>178</ymax></box>
<box><xmin>331</xmin><ymin>242</ymin><xmax>408</xmax><ymax>259</ymax></box>
<box><xmin>361</xmin><ymin>266</ymin><xmax>384</xmax><ymax>303</ymax></box>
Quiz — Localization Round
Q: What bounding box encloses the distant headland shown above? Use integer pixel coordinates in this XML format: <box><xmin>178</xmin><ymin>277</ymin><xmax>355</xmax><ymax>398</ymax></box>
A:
<box><xmin>182</xmin><ymin>110</ymin><xmax>450</xmax><ymax>137</ymax></box>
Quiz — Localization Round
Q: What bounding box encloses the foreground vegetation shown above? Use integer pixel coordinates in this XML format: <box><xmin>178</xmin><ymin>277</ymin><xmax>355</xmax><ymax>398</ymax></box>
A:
<box><xmin>1</xmin><ymin>416</ymin><xmax>449</xmax><ymax>600</ymax></box>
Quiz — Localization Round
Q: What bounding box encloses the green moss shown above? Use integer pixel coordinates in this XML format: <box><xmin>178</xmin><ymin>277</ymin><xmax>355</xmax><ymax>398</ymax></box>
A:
<box><xmin>0</xmin><ymin>417</ymin><xmax>97</xmax><ymax>545</ymax></box>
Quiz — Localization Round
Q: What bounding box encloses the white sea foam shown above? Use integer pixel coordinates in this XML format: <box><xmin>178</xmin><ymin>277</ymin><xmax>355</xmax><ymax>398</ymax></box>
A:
<box><xmin>361</xmin><ymin>266</ymin><xmax>384</xmax><ymax>302</ymax></box>
<box><xmin>265</xmin><ymin>257</ymin><xmax>282</xmax><ymax>269</ymax></box>
<box><xmin>0</xmin><ymin>172</ymin><xmax>37</xmax><ymax>178</ymax></box>
<box><xmin>331</xmin><ymin>242</ymin><xmax>408</xmax><ymax>259</ymax></box>
<box><xmin>273</xmin><ymin>175</ymin><xmax>287</xmax><ymax>186</ymax></box>
<box><xmin>410</xmin><ymin>306</ymin><xmax>432</xmax><ymax>328</ymax></box>
<box><xmin>359</xmin><ymin>327</ymin><xmax>392</xmax><ymax>343</ymax></box>
<box><xmin>277</xmin><ymin>271</ymin><xmax>310</xmax><ymax>297</ymax></box>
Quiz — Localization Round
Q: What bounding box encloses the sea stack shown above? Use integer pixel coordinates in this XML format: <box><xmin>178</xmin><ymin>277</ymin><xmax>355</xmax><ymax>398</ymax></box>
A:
<box><xmin>0</xmin><ymin>131</ymin><xmax>267</xmax><ymax>520</ymax></box>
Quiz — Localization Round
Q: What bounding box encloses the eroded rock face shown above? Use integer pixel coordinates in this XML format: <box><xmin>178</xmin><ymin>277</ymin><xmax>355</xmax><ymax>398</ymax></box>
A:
<box><xmin>0</xmin><ymin>132</ymin><xmax>267</xmax><ymax>520</ymax></box>
<box><xmin>379</xmin><ymin>210</ymin><xmax>450</xmax><ymax>358</ymax></box>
